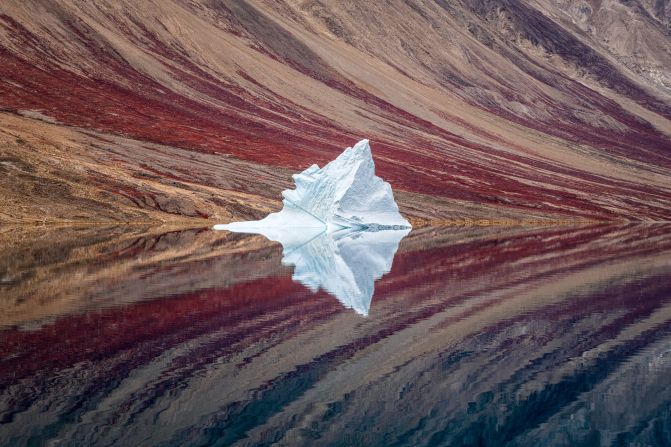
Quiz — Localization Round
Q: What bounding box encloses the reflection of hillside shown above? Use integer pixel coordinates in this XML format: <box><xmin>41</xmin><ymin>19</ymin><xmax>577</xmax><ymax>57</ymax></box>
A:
<box><xmin>0</xmin><ymin>225</ymin><xmax>289</xmax><ymax>329</ymax></box>
<box><xmin>1</xmin><ymin>225</ymin><xmax>671</xmax><ymax>445</ymax></box>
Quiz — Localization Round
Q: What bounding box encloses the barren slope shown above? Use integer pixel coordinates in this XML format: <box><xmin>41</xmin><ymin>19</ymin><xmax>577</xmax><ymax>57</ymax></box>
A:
<box><xmin>1</xmin><ymin>0</ymin><xmax>670</xmax><ymax>222</ymax></box>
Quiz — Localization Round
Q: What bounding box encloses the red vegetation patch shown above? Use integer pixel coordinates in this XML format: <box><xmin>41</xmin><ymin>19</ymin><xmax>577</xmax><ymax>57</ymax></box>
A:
<box><xmin>1</xmin><ymin>10</ymin><xmax>670</xmax><ymax>220</ymax></box>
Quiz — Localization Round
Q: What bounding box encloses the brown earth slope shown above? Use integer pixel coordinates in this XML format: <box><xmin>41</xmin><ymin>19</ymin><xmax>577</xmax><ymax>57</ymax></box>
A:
<box><xmin>0</xmin><ymin>1</ymin><xmax>670</xmax><ymax>222</ymax></box>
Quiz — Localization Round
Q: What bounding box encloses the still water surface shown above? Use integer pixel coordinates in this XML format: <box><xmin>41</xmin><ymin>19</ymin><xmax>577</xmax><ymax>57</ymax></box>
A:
<box><xmin>1</xmin><ymin>224</ymin><xmax>671</xmax><ymax>446</ymax></box>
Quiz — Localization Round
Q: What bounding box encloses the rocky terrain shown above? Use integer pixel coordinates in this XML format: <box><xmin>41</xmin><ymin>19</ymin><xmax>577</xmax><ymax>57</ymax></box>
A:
<box><xmin>1</xmin><ymin>0</ymin><xmax>670</xmax><ymax>222</ymax></box>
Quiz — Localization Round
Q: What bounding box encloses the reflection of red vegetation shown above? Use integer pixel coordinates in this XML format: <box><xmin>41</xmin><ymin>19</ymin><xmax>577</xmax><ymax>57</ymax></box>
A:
<box><xmin>2</xmin><ymin>225</ymin><xmax>671</xmax><ymax>391</ymax></box>
<box><xmin>0</xmin><ymin>276</ymin><xmax>342</xmax><ymax>388</ymax></box>
<box><xmin>375</xmin><ymin>224</ymin><xmax>671</xmax><ymax>315</ymax></box>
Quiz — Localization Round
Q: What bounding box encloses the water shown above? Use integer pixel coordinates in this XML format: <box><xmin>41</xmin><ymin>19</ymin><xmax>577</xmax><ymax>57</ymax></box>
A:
<box><xmin>1</xmin><ymin>224</ymin><xmax>671</xmax><ymax>446</ymax></box>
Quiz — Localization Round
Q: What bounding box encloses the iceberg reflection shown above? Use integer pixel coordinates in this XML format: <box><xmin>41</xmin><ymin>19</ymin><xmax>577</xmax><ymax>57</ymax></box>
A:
<box><xmin>285</xmin><ymin>226</ymin><xmax>410</xmax><ymax>316</ymax></box>
<box><xmin>231</xmin><ymin>226</ymin><xmax>410</xmax><ymax>316</ymax></box>
<box><xmin>245</xmin><ymin>228</ymin><xmax>410</xmax><ymax>316</ymax></box>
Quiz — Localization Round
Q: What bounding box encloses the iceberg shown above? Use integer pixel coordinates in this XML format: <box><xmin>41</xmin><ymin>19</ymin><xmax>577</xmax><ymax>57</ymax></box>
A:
<box><xmin>214</xmin><ymin>139</ymin><xmax>411</xmax><ymax>233</ymax></box>
<box><xmin>213</xmin><ymin>139</ymin><xmax>412</xmax><ymax>315</ymax></box>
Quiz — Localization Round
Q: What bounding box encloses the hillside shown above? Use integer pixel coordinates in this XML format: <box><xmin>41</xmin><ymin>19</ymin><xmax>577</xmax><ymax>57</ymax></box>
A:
<box><xmin>1</xmin><ymin>0</ymin><xmax>670</xmax><ymax>222</ymax></box>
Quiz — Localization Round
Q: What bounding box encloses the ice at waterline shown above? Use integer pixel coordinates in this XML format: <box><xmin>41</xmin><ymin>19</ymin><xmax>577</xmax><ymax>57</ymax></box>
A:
<box><xmin>213</xmin><ymin>139</ymin><xmax>411</xmax><ymax>316</ymax></box>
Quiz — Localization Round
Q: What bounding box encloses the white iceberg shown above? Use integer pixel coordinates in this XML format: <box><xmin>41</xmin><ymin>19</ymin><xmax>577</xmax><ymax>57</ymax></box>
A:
<box><xmin>214</xmin><ymin>139</ymin><xmax>411</xmax><ymax>233</ymax></box>
<box><xmin>213</xmin><ymin>139</ymin><xmax>411</xmax><ymax>315</ymax></box>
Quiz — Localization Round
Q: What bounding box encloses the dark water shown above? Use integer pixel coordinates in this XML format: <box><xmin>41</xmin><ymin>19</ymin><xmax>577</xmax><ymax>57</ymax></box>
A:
<box><xmin>1</xmin><ymin>224</ymin><xmax>671</xmax><ymax>446</ymax></box>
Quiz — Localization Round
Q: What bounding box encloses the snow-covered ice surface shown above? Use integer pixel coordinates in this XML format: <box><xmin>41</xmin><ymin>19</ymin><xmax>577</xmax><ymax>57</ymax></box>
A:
<box><xmin>213</xmin><ymin>139</ymin><xmax>411</xmax><ymax>315</ymax></box>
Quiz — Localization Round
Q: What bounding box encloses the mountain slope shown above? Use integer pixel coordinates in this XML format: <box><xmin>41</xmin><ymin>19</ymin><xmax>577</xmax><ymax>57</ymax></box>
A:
<box><xmin>1</xmin><ymin>0</ymin><xmax>670</xmax><ymax>222</ymax></box>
